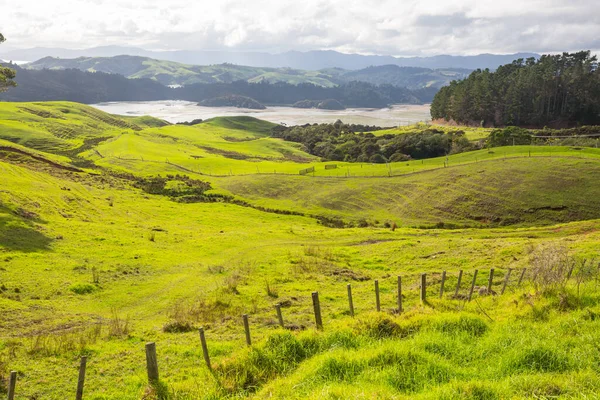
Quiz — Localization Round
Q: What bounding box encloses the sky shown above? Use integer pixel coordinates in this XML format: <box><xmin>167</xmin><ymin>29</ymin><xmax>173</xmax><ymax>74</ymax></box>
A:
<box><xmin>0</xmin><ymin>0</ymin><xmax>599</xmax><ymax>56</ymax></box>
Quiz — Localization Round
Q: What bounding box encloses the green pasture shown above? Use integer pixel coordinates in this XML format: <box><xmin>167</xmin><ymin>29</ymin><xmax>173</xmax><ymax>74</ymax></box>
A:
<box><xmin>1</xmin><ymin>101</ymin><xmax>600</xmax><ymax>399</ymax></box>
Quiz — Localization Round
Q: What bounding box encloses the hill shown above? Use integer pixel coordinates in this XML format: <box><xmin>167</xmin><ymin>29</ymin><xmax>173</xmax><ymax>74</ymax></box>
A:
<box><xmin>338</xmin><ymin>65</ymin><xmax>470</xmax><ymax>89</ymax></box>
<box><xmin>1</xmin><ymin>45</ymin><xmax>538</xmax><ymax>70</ymax></box>
<box><xmin>26</xmin><ymin>55</ymin><xmax>339</xmax><ymax>87</ymax></box>
<box><xmin>0</xmin><ymin>67</ymin><xmax>427</xmax><ymax>107</ymax></box>
<box><xmin>1</xmin><ymin>101</ymin><xmax>600</xmax><ymax>399</ymax></box>
<box><xmin>25</xmin><ymin>55</ymin><xmax>468</xmax><ymax>90</ymax></box>
<box><xmin>0</xmin><ymin>64</ymin><xmax>169</xmax><ymax>103</ymax></box>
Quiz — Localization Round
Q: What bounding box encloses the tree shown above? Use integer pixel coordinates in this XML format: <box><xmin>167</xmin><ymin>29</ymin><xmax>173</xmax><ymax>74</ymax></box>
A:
<box><xmin>0</xmin><ymin>33</ymin><xmax>16</xmax><ymax>92</ymax></box>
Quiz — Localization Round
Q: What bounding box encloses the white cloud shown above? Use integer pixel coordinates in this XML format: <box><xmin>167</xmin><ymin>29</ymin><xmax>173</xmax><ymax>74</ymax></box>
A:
<box><xmin>0</xmin><ymin>0</ymin><xmax>598</xmax><ymax>55</ymax></box>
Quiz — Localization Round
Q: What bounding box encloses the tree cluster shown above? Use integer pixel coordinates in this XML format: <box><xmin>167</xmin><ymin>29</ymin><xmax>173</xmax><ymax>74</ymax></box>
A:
<box><xmin>431</xmin><ymin>51</ymin><xmax>600</xmax><ymax>127</ymax></box>
<box><xmin>272</xmin><ymin>122</ymin><xmax>475</xmax><ymax>163</ymax></box>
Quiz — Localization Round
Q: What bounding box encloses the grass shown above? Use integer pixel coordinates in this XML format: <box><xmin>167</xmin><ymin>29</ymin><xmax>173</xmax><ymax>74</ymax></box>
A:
<box><xmin>1</xmin><ymin>101</ymin><xmax>600</xmax><ymax>398</ymax></box>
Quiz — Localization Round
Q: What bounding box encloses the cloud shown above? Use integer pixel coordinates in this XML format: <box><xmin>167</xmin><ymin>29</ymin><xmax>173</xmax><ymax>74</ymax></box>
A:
<box><xmin>0</xmin><ymin>0</ymin><xmax>598</xmax><ymax>55</ymax></box>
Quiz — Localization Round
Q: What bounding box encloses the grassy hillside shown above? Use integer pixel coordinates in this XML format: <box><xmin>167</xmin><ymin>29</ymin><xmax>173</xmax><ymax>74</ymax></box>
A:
<box><xmin>1</xmin><ymin>101</ymin><xmax>600</xmax><ymax>399</ymax></box>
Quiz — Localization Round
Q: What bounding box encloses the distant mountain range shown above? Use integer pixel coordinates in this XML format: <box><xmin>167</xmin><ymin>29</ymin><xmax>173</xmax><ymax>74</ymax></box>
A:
<box><xmin>23</xmin><ymin>55</ymin><xmax>470</xmax><ymax>89</ymax></box>
<box><xmin>0</xmin><ymin>64</ymin><xmax>429</xmax><ymax>107</ymax></box>
<box><xmin>0</xmin><ymin>46</ymin><xmax>539</xmax><ymax>71</ymax></box>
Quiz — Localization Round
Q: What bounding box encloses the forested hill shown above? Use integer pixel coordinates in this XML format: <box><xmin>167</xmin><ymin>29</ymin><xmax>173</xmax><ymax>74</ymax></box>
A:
<box><xmin>0</xmin><ymin>64</ymin><xmax>430</xmax><ymax>106</ymax></box>
<box><xmin>430</xmin><ymin>51</ymin><xmax>600</xmax><ymax>127</ymax></box>
<box><xmin>0</xmin><ymin>64</ymin><xmax>169</xmax><ymax>103</ymax></box>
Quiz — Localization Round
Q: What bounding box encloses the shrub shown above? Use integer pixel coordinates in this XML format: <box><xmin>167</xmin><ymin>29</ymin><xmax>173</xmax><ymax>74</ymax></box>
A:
<box><xmin>69</xmin><ymin>283</ymin><xmax>96</xmax><ymax>295</ymax></box>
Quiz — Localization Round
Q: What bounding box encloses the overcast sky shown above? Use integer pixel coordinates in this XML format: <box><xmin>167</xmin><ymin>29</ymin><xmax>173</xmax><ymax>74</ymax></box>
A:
<box><xmin>1</xmin><ymin>0</ymin><xmax>599</xmax><ymax>56</ymax></box>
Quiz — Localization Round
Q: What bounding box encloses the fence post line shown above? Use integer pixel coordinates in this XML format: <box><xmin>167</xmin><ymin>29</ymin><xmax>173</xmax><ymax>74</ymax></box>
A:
<box><xmin>454</xmin><ymin>270</ymin><xmax>463</xmax><ymax>298</ymax></box>
<box><xmin>243</xmin><ymin>314</ymin><xmax>252</xmax><ymax>346</ymax></box>
<box><xmin>487</xmin><ymin>268</ymin><xmax>495</xmax><ymax>294</ymax></box>
<box><xmin>347</xmin><ymin>284</ymin><xmax>354</xmax><ymax>317</ymax></box>
<box><xmin>518</xmin><ymin>268</ymin><xmax>527</xmax><ymax>286</ymax></box>
<box><xmin>312</xmin><ymin>291</ymin><xmax>323</xmax><ymax>330</ymax></box>
<box><xmin>420</xmin><ymin>274</ymin><xmax>427</xmax><ymax>303</ymax></box>
<box><xmin>76</xmin><ymin>356</ymin><xmax>87</xmax><ymax>400</ymax></box>
<box><xmin>199</xmin><ymin>327</ymin><xmax>212</xmax><ymax>370</ymax></box>
<box><xmin>375</xmin><ymin>279</ymin><xmax>381</xmax><ymax>312</ymax></box>
<box><xmin>397</xmin><ymin>276</ymin><xmax>403</xmax><ymax>313</ymax></box>
<box><xmin>7</xmin><ymin>371</ymin><xmax>16</xmax><ymax>400</ymax></box>
<box><xmin>275</xmin><ymin>304</ymin><xmax>284</xmax><ymax>328</ymax></box>
<box><xmin>145</xmin><ymin>342</ymin><xmax>159</xmax><ymax>385</ymax></box>
<box><xmin>468</xmin><ymin>270</ymin><xmax>479</xmax><ymax>301</ymax></box>
<box><xmin>439</xmin><ymin>270</ymin><xmax>447</xmax><ymax>298</ymax></box>
<box><xmin>501</xmin><ymin>268</ymin><xmax>513</xmax><ymax>295</ymax></box>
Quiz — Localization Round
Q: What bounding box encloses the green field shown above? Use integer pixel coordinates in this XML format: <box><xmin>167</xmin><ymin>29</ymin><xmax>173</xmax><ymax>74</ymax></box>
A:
<box><xmin>1</xmin><ymin>101</ymin><xmax>600</xmax><ymax>399</ymax></box>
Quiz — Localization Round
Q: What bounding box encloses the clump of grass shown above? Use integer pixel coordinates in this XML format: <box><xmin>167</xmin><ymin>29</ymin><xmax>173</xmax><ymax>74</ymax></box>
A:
<box><xmin>351</xmin><ymin>313</ymin><xmax>422</xmax><ymax>339</ymax></box>
<box><xmin>107</xmin><ymin>308</ymin><xmax>130</xmax><ymax>338</ymax></box>
<box><xmin>27</xmin><ymin>324</ymin><xmax>102</xmax><ymax>357</ymax></box>
<box><xmin>529</xmin><ymin>244</ymin><xmax>571</xmax><ymax>291</ymax></box>
<box><xmin>91</xmin><ymin>266</ymin><xmax>100</xmax><ymax>284</ymax></box>
<box><xmin>373</xmin><ymin>350</ymin><xmax>453</xmax><ymax>392</ymax></box>
<box><xmin>428</xmin><ymin>315</ymin><xmax>488</xmax><ymax>337</ymax></box>
<box><xmin>69</xmin><ymin>282</ymin><xmax>96</xmax><ymax>295</ymax></box>
<box><xmin>504</xmin><ymin>346</ymin><xmax>571</xmax><ymax>374</ymax></box>
<box><xmin>264</xmin><ymin>279</ymin><xmax>278</xmax><ymax>298</ymax></box>
<box><xmin>207</xmin><ymin>265</ymin><xmax>225</xmax><ymax>274</ymax></box>
<box><xmin>163</xmin><ymin>300</ymin><xmax>196</xmax><ymax>333</ymax></box>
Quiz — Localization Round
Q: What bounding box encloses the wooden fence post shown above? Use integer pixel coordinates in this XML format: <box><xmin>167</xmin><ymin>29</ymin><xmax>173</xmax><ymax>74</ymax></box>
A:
<box><xmin>501</xmin><ymin>268</ymin><xmax>513</xmax><ymax>295</ymax></box>
<box><xmin>439</xmin><ymin>270</ymin><xmax>447</xmax><ymax>298</ymax></box>
<box><xmin>468</xmin><ymin>270</ymin><xmax>478</xmax><ymax>301</ymax></box>
<box><xmin>275</xmin><ymin>304</ymin><xmax>284</xmax><ymax>328</ymax></box>
<box><xmin>76</xmin><ymin>356</ymin><xmax>87</xmax><ymax>400</ymax></box>
<box><xmin>420</xmin><ymin>274</ymin><xmax>427</xmax><ymax>303</ymax></box>
<box><xmin>518</xmin><ymin>268</ymin><xmax>527</xmax><ymax>286</ymax></box>
<box><xmin>243</xmin><ymin>314</ymin><xmax>252</xmax><ymax>346</ymax></box>
<box><xmin>487</xmin><ymin>268</ymin><xmax>495</xmax><ymax>294</ymax></box>
<box><xmin>347</xmin><ymin>284</ymin><xmax>354</xmax><ymax>317</ymax></box>
<box><xmin>7</xmin><ymin>371</ymin><xmax>16</xmax><ymax>400</ymax></box>
<box><xmin>199</xmin><ymin>327</ymin><xmax>211</xmax><ymax>370</ymax></box>
<box><xmin>145</xmin><ymin>342</ymin><xmax>159</xmax><ymax>385</ymax></box>
<box><xmin>312</xmin><ymin>291</ymin><xmax>323</xmax><ymax>330</ymax></box>
<box><xmin>375</xmin><ymin>279</ymin><xmax>381</xmax><ymax>312</ymax></box>
<box><xmin>454</xmin><ymin>270</ymin><xmax>463</xmax><ymax>298</ymax></box>
<box><xmin>397</xmin><ymin>276</ymin><xmax>403</xmax><ymax>313</ymax></box>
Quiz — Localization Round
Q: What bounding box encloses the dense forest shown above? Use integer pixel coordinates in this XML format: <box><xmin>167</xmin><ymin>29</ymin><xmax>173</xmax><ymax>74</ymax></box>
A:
<box><xmin>0</xmin><ymin>64</ymin><xmax>169</xmax><ymax>102</ymax></box>
<box><xmin>173</xmin><ymin>80</ymin><xmax>424</xmax><ymax>107</ymax></box>
<box><xmin>271</xmin><ymin>122</ymin><xmax>474</xmax><ymax>163</ymax></box>
<box><xmin>0</xmin><ymin>64</ymin><xmax>434</xmax><ymax>106</ymax></box>
<box><xmin>431</xmin><ymin>51</ymin><xmax>600</xmax><ymax>127</ymax></box>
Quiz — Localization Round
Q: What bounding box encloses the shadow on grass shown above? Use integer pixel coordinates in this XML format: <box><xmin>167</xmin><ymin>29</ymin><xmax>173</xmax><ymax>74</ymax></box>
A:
<box><xmin>0</xmin><ymin>214</ymin><xmax>53</xmax><ymax>252</ymax></box>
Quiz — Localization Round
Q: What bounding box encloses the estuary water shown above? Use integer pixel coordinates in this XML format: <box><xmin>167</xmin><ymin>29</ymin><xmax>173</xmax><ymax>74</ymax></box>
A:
<box><xmin>91</xmin><ymin>100</ymin><xmax>431</xmax><ymax>127</ymax></box>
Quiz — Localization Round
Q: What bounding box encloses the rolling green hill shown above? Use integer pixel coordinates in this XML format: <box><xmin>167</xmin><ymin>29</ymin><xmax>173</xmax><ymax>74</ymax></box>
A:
<box><xmin>2</xmin><ymin>101</ymin><xmax>600</xmax><ymax>399</ymax></box>
<box><xmin>26</xmin><ymin>56</ymin><xmax>340</xmax><ymax>87</ymax></box>
<box><xmin>25</xmin><ymin>55</ymin><xmax>469</xmax><ymax>89</ymax></box>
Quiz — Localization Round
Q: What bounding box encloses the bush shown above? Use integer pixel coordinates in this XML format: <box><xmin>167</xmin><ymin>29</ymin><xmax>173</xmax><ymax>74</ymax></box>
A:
<box><xmin>487</xmin><ymin>126</ymin><xmax>532</xmax><ymax>147</ymax></box>
<box><xmin>69</xmin><ymin>283</ymin><xmax>96</xmax><ymax>295</ymax></box>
